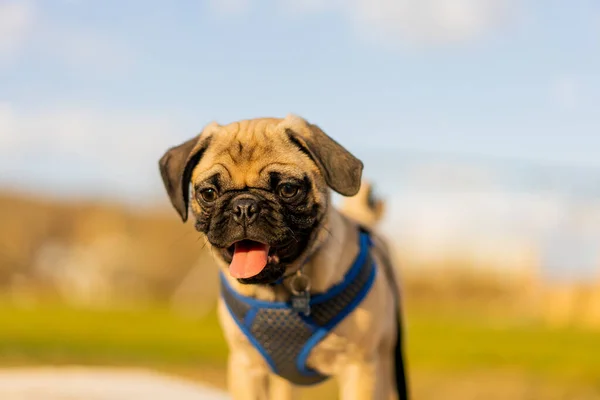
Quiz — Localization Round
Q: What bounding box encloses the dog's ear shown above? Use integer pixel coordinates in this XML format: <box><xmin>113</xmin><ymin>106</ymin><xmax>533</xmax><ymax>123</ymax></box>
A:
<box><xmin>282</xmin><ymin>114</ymin><xmax>363</xmax><ymax>196</ymax></box>
<box><xmin>158</xmin><ymin>136</ymin><xmax>210</xmax><ymax>222</ymax></box>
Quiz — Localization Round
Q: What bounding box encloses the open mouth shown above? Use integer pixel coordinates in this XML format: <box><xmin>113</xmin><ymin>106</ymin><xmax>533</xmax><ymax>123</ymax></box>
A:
<box><xmin>226</xmin><ymin>240</ymin><xmax>281</xmax><ymax>279</ymax></box>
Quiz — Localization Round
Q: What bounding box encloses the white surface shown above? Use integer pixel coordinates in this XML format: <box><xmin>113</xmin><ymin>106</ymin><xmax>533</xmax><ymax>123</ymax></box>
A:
<box><xmin>0</xmin><ymin>367</ymin><xmax>231</xmax><ymax>400</ymax></box>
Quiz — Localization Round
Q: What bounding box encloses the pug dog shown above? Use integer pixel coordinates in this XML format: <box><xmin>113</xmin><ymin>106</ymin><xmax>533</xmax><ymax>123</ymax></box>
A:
<box><xmin>159</xmin><ymin>114</ymin><xmax>408</xmax><ymax>400</ymax></box>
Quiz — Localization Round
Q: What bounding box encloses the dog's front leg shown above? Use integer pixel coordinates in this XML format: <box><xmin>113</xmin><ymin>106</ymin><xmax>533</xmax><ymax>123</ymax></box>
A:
<box><xmin>268</xmin><ymin>373</ymin><xmax>297</xmax><ymax>400</ymax></box>
<box><xmin>338</xmin><ymin>358</ymin><xmax>385</xmax><ymax>400</ymax></box>
<box><xmin>228</xmin><ymin>350</ymin><xmax>270</xmax><ymax>400</ymax></box>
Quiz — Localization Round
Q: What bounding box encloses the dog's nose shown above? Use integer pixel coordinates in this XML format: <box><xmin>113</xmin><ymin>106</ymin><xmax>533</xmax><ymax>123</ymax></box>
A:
<box><xmin>232</xmin><ymin>197</ymin><xmax>260</xmax><ymax>225</ymax></box>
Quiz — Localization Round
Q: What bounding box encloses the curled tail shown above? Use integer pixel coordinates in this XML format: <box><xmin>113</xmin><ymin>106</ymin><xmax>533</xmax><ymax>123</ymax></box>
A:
<box><xmin>339</xmin><ymin>180</ymin><xmax>386</xmax><ymax>229</ymax></box>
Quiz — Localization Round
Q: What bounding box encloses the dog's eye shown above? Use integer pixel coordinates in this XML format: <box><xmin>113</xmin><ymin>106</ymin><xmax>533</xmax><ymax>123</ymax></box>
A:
<box><xmin>278</xmin><ymin>183</ymin><xmax>299</xmax><ymax>199</ymax></box>
<box><xmin>198</xmin><ymin>188</ymin><xmax>218</xmax><ymax>202</ymax></box>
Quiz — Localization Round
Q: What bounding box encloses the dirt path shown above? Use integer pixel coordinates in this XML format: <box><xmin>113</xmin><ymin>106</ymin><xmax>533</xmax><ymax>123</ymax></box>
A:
<box><xmin>0</xmin><ymin>366</ymin><xmax>231</xmax><ymax>400</ymax></box>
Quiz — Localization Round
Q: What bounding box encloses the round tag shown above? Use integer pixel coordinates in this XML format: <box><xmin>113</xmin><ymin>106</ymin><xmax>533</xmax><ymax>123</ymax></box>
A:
<box><xmin>290</xmin><ymin>272</ymin><xmax>311</xmax><ymax>295</ymax></box>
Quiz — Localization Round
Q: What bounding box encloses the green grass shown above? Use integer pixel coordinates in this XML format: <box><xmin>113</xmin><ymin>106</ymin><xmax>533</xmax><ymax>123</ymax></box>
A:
<box><xmin>0</xmin><ymin>302</ymin><xmax>599</xmax><ymax>397</ymax></box>
<box><xmin>405</xmin><ymin>311</ymin><xmax>600</xmax><ymax>381</ymax></box>
<box><xmin>0</xmin><ymin>303</ymin><xmax>227</xmax><ymax>367</ymax></box>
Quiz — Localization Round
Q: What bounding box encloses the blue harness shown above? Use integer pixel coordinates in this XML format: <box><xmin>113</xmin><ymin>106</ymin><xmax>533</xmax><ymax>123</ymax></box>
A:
<box><xmin>219</xmin><ymin>230</ymin><xmax>377</xmax><ymax>386</ymax></box>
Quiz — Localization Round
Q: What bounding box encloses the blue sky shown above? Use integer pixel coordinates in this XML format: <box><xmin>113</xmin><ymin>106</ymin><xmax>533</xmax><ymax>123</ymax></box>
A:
<box><xmin>1</xmin><ymin>0</ymin><xmax>599</xmax><ymax>203</ymax></box>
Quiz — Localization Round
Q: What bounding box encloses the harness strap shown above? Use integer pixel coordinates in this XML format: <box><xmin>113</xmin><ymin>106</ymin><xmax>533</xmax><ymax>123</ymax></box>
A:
<box><xmin>219</xmin><ymin>229</ymin><xmax>376</xmax><ymax>386</ymax></box>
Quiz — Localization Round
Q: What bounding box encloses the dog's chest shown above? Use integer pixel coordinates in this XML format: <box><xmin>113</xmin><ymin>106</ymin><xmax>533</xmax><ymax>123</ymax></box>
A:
<box><xmin>306</xmin><ymin>305</ymin><xmax>380</xmax><ymax>375</ymax></box>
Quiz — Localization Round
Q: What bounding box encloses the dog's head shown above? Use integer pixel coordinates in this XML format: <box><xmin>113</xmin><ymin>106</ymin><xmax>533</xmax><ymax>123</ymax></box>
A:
<box><xmin>159</xmin><ymin>114</ymin><xmax>363</xmax><ymax>284</ymax></box>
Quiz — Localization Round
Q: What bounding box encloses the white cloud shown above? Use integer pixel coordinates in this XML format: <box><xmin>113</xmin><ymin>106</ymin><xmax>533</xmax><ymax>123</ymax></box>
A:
<box><xmin>0</xmin><ymin>1</ymin><xmax>35</xmax><ymax>57</ymax></box>
<box><xmin>0</xmin><ymin>102</ymin><xmax>19</xmax><ymax>148</ymax></box>
<box><xmin>0</xmin><ymin>1</ymin><xmax>132</xmax><ymax>72</ymax></box>
<box><xmin>281</xmin><ymin>0</ymin><xmax>343</xmax><ymax>14</ymax></box>
<box><xmin>275</xmin><ymin>0</ymin><xmax>519</xmax><ymax>46</ymax></box>
<box><xmin>0</xmin><ymin>103</ymin><xmax>186</xmax><ymax>200</ymax></box>
<box><xmin>38</xmin><ymin>27</ymin><xmax>135</xmax><ymax>73</ymax></box>
<box><xmin>551</xmin><ymin>76</ymin><xmax>579</xmax><ymax>110</ymax></box>
<box><xmin>381</xmin><ymin>188</ymin><xmax>570</xmax><ymax>271</ymax></box>
<box><xmin>0</xmin><ymin>104</ymin><xmax>178</xmax><ymax>163</ymax></box>
<box><xmin>349</xmin><ymin>0</ymin><xmax>516</xmax><ymax>46</ymax></box>
<box><xmin>208</xmin><ymin>0</ymin><xmax>251</xmax><ymax>15</ymax></box>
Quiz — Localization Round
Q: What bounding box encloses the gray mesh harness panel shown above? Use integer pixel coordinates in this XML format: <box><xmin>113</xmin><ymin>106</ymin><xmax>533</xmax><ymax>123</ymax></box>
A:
<box><xmin>220</xmin><ymin>231</ymin><xmax>376</xmax><ymax>386</ymax></box>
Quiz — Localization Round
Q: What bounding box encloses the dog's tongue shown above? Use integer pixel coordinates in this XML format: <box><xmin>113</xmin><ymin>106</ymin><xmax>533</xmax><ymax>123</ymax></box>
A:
<box><xmin>229</xmin><ymin>241</ymin><xmax>270</xmax><ymax>279</ymax></box>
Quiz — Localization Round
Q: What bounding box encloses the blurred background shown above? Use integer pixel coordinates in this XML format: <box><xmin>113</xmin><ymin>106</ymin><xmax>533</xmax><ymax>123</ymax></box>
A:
<box><xmin>1</xmin><ymin>0</ymin><xmax>600</xmax><ymax>399</ymax></box>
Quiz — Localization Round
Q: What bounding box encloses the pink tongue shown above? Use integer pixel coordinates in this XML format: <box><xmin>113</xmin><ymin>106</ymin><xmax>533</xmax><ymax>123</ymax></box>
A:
<box><xmin>229</xmin><ymin>241</ymin><xmax>270</xmax><ymax>279</ymax></box>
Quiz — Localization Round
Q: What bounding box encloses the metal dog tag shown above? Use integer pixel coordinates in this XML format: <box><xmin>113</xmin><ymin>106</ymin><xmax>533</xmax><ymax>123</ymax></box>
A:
<box><xmin>290</xmin><ymin>272</ymin><xmax>311</xmax><ymax>316</ymax></box>
<box><xmin>291</xmin><ymin>291</ymin><xmax>311</xmax><ymax>316</ymax></box>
